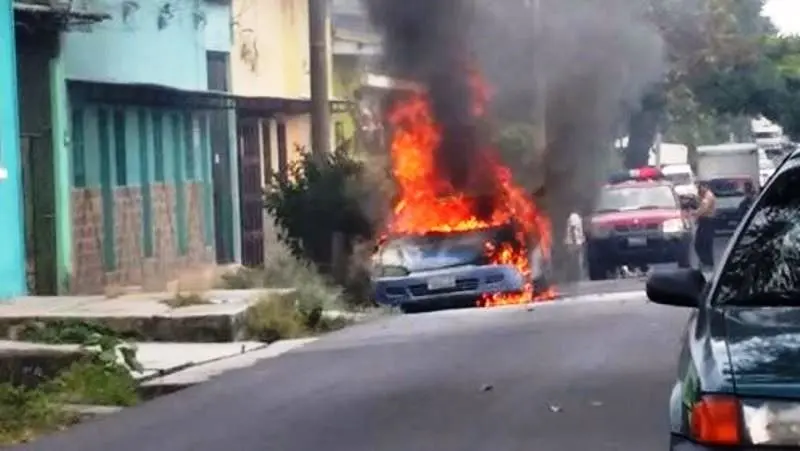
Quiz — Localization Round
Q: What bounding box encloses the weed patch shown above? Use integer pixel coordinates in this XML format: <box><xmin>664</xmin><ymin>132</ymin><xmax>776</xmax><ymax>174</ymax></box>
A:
<box><xmin>161</xmin><ymin>292</ymin><xmax>212</xmax><ymax>308</ymax></box>
<box><xmin>245</xmin><ymin>296</ymin><xmax>352</xmax><ymax>343</ymax></box>
<box><xmin>0</xmin><ymin>320</ymin><xmax>143</xmax><ymax>445</ymax></box>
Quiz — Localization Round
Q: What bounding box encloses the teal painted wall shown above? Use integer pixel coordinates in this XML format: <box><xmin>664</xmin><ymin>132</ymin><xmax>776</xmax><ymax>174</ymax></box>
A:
<box><xmin>70</xmin><ymin>103</ymin><xmax>217</xmax><ymax>264</ymax></box>
<box><xmin>0</xmin><ymin>1</ymin><xmax>27</xmax><ymax>298</ymax></box>
<box><xmin>63</xmin><ymin>0</ymin><xmax>208</xmax><ymax>91</ymax></box>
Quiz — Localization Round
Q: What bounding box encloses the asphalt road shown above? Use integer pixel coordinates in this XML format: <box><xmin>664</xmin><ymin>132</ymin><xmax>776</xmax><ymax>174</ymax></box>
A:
<box><xmin>17</xmin><ymin>293</ymin><xmax>692</xmax><ymax>451</ymax></box>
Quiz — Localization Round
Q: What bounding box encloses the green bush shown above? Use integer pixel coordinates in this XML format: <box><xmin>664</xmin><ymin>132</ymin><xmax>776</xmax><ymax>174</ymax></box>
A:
<box><xmin>264</xmin><ymin>147</ymin><xmax>376</xmax><ymax>307</ymax></box>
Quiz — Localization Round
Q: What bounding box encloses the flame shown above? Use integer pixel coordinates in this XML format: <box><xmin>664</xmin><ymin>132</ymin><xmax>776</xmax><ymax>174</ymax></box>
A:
<box><xmin>384</xmin><ymin>74</ymin><xmax>556</xmax><ymax>307</ymax></box>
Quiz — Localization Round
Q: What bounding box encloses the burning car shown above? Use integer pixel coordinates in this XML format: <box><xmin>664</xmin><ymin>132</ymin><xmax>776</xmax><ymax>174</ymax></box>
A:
<box><xmin>364</xmin><ymin>70</ymin><xmax>555</xmax><ymax>310</ymax></box>
<box><xmin>371</xmin><ymin>223</ymin><xmax>551</xmax><ymax>313</ymax></box>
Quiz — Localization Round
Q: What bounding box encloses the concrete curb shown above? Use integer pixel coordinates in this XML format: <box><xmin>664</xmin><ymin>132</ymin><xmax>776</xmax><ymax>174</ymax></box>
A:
<box><xmin>138</xmin><ymin>338</ymin><xmax>318</xmax><ymax>399</ymax></box>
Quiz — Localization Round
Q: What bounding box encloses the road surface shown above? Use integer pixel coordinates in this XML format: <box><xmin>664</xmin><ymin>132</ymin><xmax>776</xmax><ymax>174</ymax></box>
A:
<box><xmin>15</xmin><ymin>237</ymin><xmax>732</xmax><ymax>451</ymax></box>
<box><xmin>17</xmin><ymin>292</ymin><xmax>691</xmax><ymax>451</ymax></box>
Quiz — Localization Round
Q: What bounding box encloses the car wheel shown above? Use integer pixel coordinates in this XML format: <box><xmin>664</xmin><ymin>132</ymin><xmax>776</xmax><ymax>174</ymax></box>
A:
<box><xmin>400</xmin><ymin>304</ymin><xmax>426</xmax><ymax>314</ymax></box>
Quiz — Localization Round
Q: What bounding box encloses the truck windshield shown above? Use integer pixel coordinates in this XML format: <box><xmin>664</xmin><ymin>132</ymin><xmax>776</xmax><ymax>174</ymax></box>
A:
<box><xmin>595</xmin><ymin>185</ymin><xmax>677</xmax><ymax>213</ymax></box>
<box><xmin>708</xmin><ymin>178</ymin><xmax>750</xmax><ymax>197</ymax></box>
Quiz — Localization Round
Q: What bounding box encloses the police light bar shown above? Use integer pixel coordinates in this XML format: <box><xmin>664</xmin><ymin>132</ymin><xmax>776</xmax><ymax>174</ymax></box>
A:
<box><xmin>608</xmin><ymin>167</ymin><xmax>665</xmax><ymax>184</ymax></box>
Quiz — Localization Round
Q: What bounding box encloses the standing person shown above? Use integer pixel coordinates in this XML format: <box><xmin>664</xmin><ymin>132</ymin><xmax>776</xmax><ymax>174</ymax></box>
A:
<box><xmin>693</xmin><ymin>181</ymin><xmax>717</xmax><ymax>271</ymax></box>
<box><xmin>736</xmin><ymin>181</ymin><xmax>757</xmax><ymax>219</ymax></box>
<box><xmin>564</xmin><ymin>211</ymin><xmax>585</xmax><ymax>281</ymax></box>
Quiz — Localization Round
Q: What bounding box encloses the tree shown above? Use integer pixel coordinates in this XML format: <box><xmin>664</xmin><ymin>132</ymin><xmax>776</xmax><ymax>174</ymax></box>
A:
<box><xmin>691</xmin><ymin>34</ymin><xmax>800</xmax><ymax>140</ymax></box>
<box><xmin>624</xmin><ymin>0</ymin><xmax>771</xmax><ymax>167</ymax></box>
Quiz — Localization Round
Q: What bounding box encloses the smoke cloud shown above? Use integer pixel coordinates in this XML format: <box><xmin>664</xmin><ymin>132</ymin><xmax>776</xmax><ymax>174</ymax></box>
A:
<box><xmin>361</xmin><ymin>0</ymin><xmax>665</xmax><ymax>272</ymax></box>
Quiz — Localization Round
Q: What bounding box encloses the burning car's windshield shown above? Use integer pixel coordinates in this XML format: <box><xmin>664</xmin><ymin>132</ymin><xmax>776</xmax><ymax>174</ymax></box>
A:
<box><xmin>375</xmin><ymin>227</ymin><xmax>512</xmax><ymax>272</ymax></box>
<box><xmin>596</xmin><ymin>185</ymin><xmax>677</xmax><ymax>213</ymax></box>
<box><xmin>381</xmin><ymin>225</ymin><xmax>516</xmax><ymax>255</ymax></box>
<box><xmin>385</xmin><ymin>229</ymin><xmax>491</xmax><ymax>250</ymax></box>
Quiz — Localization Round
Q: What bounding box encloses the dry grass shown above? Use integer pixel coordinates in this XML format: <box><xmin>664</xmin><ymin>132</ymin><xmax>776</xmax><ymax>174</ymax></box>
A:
<box><xmin>219</xmin><ymin>215</ymin><xmax>345</xmax><ymax>311</ymax></box>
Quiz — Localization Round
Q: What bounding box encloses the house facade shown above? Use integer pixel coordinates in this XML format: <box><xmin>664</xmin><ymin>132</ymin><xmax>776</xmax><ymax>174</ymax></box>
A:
<box><xmin>0</xmin><ymin>1</ymin><xmax>25</xmax><ymax>299</ymax></box>
<box><xmin>331</xmin><ymin>0</ymin><xmax>380</xmax><ymax>153</ymax></box>
<box><xmin>229</xmin><ymin>0</ymin><xmax>346</xmax><ymax>265</ymax></box>
<box><xmin>58</xmin><ymin>0</ymin><xmax>240</xmax><ymax>293</ymax></box>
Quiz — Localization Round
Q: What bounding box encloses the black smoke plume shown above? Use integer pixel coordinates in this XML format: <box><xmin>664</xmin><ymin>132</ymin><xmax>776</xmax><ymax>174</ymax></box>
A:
<box><xmin>362</xmin><ymin>0</ymin><xmax>498</xmax><ymax>215</ymax></box>
<box><xmin>362</xmin><ymin>0</ymin><xmax>665</xmax><ymax>276</ymax></box>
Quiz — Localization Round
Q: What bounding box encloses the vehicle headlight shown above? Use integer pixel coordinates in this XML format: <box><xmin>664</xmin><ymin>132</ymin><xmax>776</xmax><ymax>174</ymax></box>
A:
<box><xmin>372</xmin><ymin>265</ymin><xmax>409</xmax><ymax>278</ymax></box>
<box><xmin>590</xmin><ymin>224</ymin><xmax>611</xmax><ymax>238</ymax></box>
<box><xmin>661</xmin><ymin>218</ymin><xmax>684</xmax><ymax>234</ymax></box>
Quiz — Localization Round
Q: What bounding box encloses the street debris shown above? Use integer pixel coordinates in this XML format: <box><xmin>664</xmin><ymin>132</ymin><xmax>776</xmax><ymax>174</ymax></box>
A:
<box><xmin>481</xmin><ymin>384</ymin><xmax>494</xmax><ymax>392</ymax></box>
<box><xmin>548</xmin><ymin>404</ymin><xmax>562</xmax><ymax>413</ymax></box>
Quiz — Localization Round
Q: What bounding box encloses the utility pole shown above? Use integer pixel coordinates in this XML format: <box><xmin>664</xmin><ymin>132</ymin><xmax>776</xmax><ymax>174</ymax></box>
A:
<box><xmin>309</xmin><ymin>0</ymin><xmax>332</xmax><ymax>160</ymax></box>
<box><xmin>530</xmin><ymin>0</ymin><xmax>546</xmax><ymax>165</ymax></box>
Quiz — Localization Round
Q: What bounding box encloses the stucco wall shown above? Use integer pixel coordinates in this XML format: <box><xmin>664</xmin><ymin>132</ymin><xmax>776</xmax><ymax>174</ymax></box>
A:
<box><xmin>205</xmin><ymin>1</ymin><xmax>232</xmax><ymax>53</ymax></box>
<box><xmin>63</xmin><ymin>0</ymin><xmax>218</xmax><ymax>91</ymax></box>
<box><xmin>230</xmin><ymin>0</ymin><xmax>310</xmax><ymax>98</ymax></box>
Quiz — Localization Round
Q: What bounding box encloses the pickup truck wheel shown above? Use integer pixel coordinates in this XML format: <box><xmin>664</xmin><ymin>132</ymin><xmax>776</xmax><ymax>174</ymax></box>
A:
<box><xmin>677</xmin><ymin>239</ymin><xmax>693</xmax><ymax>268</ymax></box>
<box><xmin>400</xmin><ymin>304</ymin><xmax>426</xmax><ymax>314</ymax></box>
<box><xmin>588</xmin><ymin>260</ymin><xmax>608</xmax><ymax>281</ymax></box>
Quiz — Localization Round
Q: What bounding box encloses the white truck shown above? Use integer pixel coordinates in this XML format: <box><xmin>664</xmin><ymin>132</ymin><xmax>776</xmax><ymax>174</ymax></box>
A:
<box><xmin>649</xmin><ymin>142</ymin><xmax>697</xmax><ymax>199</ymax></box>
<box><xmin>752</xmin><ymin>117</ymin><xmax>789</xmax><ymax>160</ymax></box>
<box><xmin>696</xmin><ymin>143</ymin><xmax>760</xmax><ymax>232</ymax></box>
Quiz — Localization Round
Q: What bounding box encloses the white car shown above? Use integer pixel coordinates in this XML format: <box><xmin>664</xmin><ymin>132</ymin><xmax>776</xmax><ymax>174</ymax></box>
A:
<box><xmin>661</xmin><ymin>164</ymin><xmax>698</xmax><ymax>198</ymax></box>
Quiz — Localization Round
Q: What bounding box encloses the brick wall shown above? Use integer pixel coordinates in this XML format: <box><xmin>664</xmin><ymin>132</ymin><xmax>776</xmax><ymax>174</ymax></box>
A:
<box><xmin>71</xmin><ymin>189</ymin><xmax>105</xmax><ymax>294</ymax></box>
<box><xmin>70</xmin><ymin>182</ymin><xmax>214</xmax><ymax>294</ymax></box>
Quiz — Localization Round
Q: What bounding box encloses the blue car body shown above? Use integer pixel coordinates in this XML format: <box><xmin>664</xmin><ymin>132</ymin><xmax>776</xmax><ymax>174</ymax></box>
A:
<box><xmin>371</xmin><ymin>227</ymin><xmax>548</xmax><ymax>311</ymax></box>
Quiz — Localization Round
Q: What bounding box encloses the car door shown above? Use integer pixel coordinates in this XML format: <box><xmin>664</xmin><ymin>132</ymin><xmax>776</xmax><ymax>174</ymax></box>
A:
<box><xmin>669</xmin><ymin>310</ymin><xmax>699</xmax><ymax>435</ymax></box>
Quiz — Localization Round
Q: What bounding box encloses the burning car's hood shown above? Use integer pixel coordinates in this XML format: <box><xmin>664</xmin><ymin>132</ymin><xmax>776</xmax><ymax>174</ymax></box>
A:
<box><xmin>591</xmin><ymin>209</ymin><xmax>680</xmax><ymax>226</ymax></box>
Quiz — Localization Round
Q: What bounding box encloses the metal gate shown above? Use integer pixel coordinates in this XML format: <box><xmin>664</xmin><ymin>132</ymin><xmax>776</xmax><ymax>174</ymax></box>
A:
<box><xmin>19</xmin><ymin>133</ymin><xmax>57</xmax><ymax>294</ymax></box>
<box><xmin>238</xmin><ymin>118</ymin><xmax>264</xmax><ymax>266</ymax></box>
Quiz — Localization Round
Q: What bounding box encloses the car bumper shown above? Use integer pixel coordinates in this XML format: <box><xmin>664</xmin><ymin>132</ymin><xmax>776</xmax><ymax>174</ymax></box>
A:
<box><xmin>670</xmin><ymin>434</ymin><xmax>770</xmax><ymax>451</ymax></box>
<box><xmin>372</xmin><ymin>264</ymin><xmax>526</xmax><ymax>307</ymax></box>
<box><xmin>714</xmin><ymin>208</ymin><xmax>743</xmax><ymax>231</ymax></box>
<box><xmin>587</xmin><ymin>232</ymin><xmax>691</xmax><ymax>266</ymax></box>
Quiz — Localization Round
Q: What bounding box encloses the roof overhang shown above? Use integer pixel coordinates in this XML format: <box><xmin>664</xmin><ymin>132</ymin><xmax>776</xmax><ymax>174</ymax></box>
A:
<box><xmin>14</xmin><ymin>2</ymin><xmax>110</xmax><ymax>25</ymax></box>
<box><xmin>236</xmin><ymin>96</ymin><xmax>352</xmax><ymax>117</ymax></box>
<box><xmin>360</xmin><ymin>73</ymin><xmax>423</xmax><ymax>92</ymax></box>
<box><xmin>69</xmin><ymin>80</ymin><xmax>237</xmax><ymax>110</ymax></box>
<box><xmin>68</xmin><ymin>80</ymin><xmax>352</xmax><ymax>115</ymax></box>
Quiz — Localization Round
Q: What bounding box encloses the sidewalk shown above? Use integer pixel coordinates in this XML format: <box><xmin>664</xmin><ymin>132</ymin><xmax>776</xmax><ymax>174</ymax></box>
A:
<box><xmin>0</xmin><ymin>289</ymin><xmax>294</xmax><ymax>342</ymax></box>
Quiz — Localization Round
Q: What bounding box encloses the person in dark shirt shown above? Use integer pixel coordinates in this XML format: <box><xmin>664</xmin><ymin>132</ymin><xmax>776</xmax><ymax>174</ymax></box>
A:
<box><xmin>736</xmin><ymin>181</ymin><xmax>757</xmax><ymax>219</ymax></box>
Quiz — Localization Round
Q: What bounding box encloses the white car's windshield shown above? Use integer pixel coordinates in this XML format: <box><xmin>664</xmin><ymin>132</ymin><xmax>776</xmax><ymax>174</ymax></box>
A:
<box><xmin>664</xmin><ymin>172</ymin><xmax>693</xmax><ymax>186</ymax></box>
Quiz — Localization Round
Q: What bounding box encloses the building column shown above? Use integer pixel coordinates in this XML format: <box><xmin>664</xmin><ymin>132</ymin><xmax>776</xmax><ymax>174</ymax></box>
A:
<box><xmin>0</xmin><ymin>2</ymin><xmax>28</xmax><ymax>298</ymax></box>
<box><xmin>227</xmin><ymin>108</ymin><xmax>242</xmax><ymax>263</ymax></box>
<box><xmin>50</xmin><ymin>35</ymin><xmax>73</xmax><ymax>293</ymax></box>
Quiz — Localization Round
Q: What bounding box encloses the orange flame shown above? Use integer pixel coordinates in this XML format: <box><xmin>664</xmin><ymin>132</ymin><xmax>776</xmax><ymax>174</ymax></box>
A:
<box><xmin>384</xmin><ymin>73</ymin><xmax>556</xmax><ymax>307</ymax></box>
